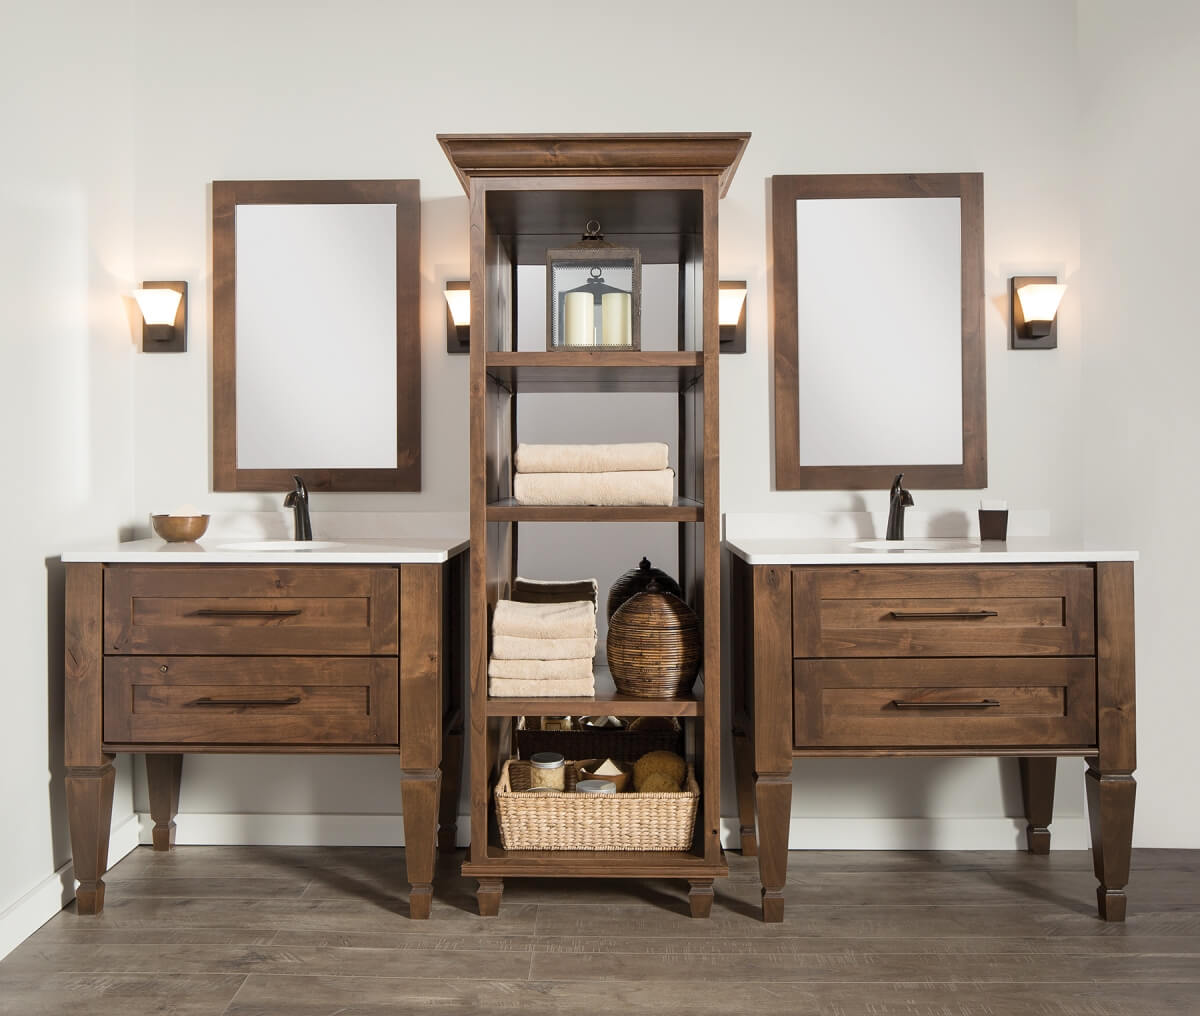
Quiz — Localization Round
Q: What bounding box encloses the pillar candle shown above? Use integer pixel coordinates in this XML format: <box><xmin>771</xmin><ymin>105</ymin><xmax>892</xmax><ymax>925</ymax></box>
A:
<box><xmin>563</xmin><ymin>292</ymin><xmax>594</xmax><ymax>346</ymax></box>
<box><xmin>601</xmin><ymin>292</ymin><xmax>632</xmax><ymax>345</ymax></box>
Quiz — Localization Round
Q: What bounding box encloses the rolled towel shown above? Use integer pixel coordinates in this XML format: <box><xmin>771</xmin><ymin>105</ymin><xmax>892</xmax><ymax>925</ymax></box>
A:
<box><xmin>513</xmin><ymin>576</ymin><xmax>598</xmax><ymax>606</ymax></box>
<box><xmin>492</xmin><ymin>634</ymin><xmax>597</xmax><ymax>661</ymax></box>
<box><xmin>492</xmin><ymin>599</ymin><xmax>596</xmax><ymax>640</ymax></box>
<box><xmin>487</xmin><ymin>658</ymin><xmax>594</xmax><ymax>682</ymax></box>
<box><xmin>488</xmin><ymin>676</ymin><xmax>596</xmax><ymax>698</ymax></box>
<box><xmin>513</xmin><ymin>469</ymin><xmax>674</xmax><ymax>507</ymax></box>
<box><xmin>515</xmin><ymin>442</ymin><xmax>669</xmax><ymax>474</ymax></box>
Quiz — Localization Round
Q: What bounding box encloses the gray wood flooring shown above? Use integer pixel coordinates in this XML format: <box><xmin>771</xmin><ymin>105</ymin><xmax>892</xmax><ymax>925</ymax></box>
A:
<box><xmin>2</xmin><ymin>846</ymin><xmax>1199</xmax><ymax>1015</ymax></box>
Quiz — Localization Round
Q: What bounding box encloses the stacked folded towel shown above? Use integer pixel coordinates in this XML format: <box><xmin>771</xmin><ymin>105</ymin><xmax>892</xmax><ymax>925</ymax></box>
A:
<box><xmin>488</xmin><ymin>597</ymin><xmax>598</xmax><ymax>698</ymax></box>
<box><xmin>513</xmin><ymin>443</ymin><xmax>675</xmax><ymax>507</ymax></box>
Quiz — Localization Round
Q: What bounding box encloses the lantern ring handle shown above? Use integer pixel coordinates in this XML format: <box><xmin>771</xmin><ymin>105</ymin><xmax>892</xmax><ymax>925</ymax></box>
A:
<box><xmin>584</xmin><ymin>219</ymin><xmax>601</xmax><ymax>236</ymax></box>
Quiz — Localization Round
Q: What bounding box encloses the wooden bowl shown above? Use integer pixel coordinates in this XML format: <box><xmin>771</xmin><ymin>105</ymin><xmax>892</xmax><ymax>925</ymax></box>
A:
<box><xmin>576</xmin><ymin>758</ymin><xmax>632</xmax><ymax>793</ymax></box>
<box><xmin>151</xmin><ymin>514</ymin><xmax>209</xmax><ymax>542</ymax></box>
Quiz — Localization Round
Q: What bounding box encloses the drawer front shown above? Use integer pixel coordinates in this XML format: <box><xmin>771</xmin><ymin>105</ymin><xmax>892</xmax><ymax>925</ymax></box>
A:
<box><xmin>793</xmin><ymin>658</ymin><xmax>1097</xmax><ymax>748</ymax></box>
<box><xmin>104</xmin><ymin>565</ymin><xmax>398</xmax><ymax>655</ymax></box>
<box><xmin>793</xmin><ymin>565</ymin><xmax>1095</xmax><ymax>658</ymax></box>
<box><xmin>103</xmin><ymin>657</ymin><xmax>399</xmax><ymax>745</ymax></box>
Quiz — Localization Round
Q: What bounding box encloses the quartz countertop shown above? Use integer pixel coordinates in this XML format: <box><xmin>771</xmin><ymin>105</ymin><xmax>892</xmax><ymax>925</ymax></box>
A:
<box><xmin>724</xmin><ymin>537</ymin><xmax>1138</xmax><ymax>566</ymax></box>
<box><xmin>62</xmin><ymin>537</ymin><xmax>468</xmax><ymax>565</ymax></box>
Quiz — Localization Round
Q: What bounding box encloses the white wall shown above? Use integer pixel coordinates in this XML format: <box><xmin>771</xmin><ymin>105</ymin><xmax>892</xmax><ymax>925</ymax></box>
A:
<box><xmin>0</xmin><ymin>0</ymin><xmax>139</xmax><ymax>957</ymax></box>
<box><xmin>121</xmin><ymin>0</ymin><xmax>1098</xmax><ymax>848</ymax></box>
<box><xmin>1078</xmin><ymin>0</ymin><xmax>1200</xmax><ymax>846</ymax></box>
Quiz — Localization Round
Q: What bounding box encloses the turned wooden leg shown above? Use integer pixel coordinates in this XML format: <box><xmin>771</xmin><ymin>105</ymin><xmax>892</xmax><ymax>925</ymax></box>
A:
<box><xmin>732</xmin><ymin>726</ymin><xmax>758</xmax><ymax>856</ymax></box>
<box><xmin>1019</xmin><ymin>756</ymin><xmax>1056</xmax><ymax>855</ymax></box>
<box><xmin>401</xmin><ymin>770</ymin><xmax>441</xmax><ymax>920</ymax></box>
<box><xmin>1086</xmin><ymin>759</ymin><xmax>1136</xmax><ymax>922</ymax></box>
<box><xmin>688</xmin><ymin>879</ymin><xmax>714</xmax><ymax>918</ymax></box>
<box><xmin>438</xmin><ymin>726</ymin><xmax>463</xmax><ymax>854</ymax></box>
<box><xmin>145</xmin><ymin>753</ymin><xmax>183</xmax><ymax>851</ymax></box>
<box><xmin>755</xmin><ymin>773</ymin><xmax>791</xmax><ymax>923</ymax></box>
<box><xmin>66</xmin><ymin>764</ymin><xmax>116</xmax><ymax>915</ymax></box>
<box><xmin>476</xmin><ymin>878</ymin><xmax>504</xmax><ymax>917</ymax></box>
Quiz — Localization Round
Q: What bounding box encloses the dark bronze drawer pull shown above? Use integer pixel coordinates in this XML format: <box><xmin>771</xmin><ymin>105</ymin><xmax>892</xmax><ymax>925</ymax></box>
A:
<box><xmin>888</xmin><ymin>610</ymin><xmax>999</xmax><ymax>620</ymax></box>
<box><xmin>893</xmin><ymin>698</ymin><xmax>1000</xmax><ymax>709</ymax></box>
<box><xmin>190</xmin><ymin>696</ymin><xmax>303</xmax><ymax>707</ymax></box>
<box><xmin>189</xmin><ymin>609</ymin><xmax>303</xmax><ymax>618</ymax></box>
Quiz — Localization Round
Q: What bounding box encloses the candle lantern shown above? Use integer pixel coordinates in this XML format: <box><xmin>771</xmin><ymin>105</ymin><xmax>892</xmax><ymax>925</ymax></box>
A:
<box><xmin>547</xmin><ymin>220</ymin><xmax>641</xmax><ymax>350</ymax></box>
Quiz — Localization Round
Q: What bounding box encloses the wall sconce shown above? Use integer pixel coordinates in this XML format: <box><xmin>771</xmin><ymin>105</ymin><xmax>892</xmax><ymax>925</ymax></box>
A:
<box><xmin>133</xmin><ymin>281</ymin><xmax>187</xmax><ymax>353</ymax></box>
<box><xmin>1010</xmin><ymin>276</ymin><xmax>1066</xmax><ymax>350</ymax></box>
<box><xmin>719</xmin><ymin>280</ymin><xmax>747</xmax><ymax>354</ymax></box>
<box><xmin>444</xmin><ymin>281</ymin><xmax>470</xmax><ymax>354</ymax></box>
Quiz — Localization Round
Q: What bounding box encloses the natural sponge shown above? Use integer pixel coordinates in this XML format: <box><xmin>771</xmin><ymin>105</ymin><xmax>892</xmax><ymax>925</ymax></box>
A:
<box><xmin>633</xmin><ymin>750</ymin><xmax>686</xmax><ymax>791</ymax></box>
<box><xmin>638</xmin><ymin>772</ymin><xmax>681</xmax><ymax>794</ymax></box>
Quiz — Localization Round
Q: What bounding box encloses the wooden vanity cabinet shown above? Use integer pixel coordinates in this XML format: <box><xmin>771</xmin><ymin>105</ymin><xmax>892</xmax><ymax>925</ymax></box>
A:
<box><xmin>64</xmin><ymin>555</ymin><xmax>467</xmax><ymax>919</ymax></box>
<box><xmin>731</xmin><ymin>557</ymin><xmax>1137</xmax><ymax>923</ymax></box>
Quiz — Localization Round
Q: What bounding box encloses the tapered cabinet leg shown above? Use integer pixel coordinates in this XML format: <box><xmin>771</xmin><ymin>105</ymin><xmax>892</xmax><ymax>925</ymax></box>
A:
<box><xmin>438</xmin><ymin>727</ymin><xmax>463</xmax><ymax>854</ymax></box>
<box><xmin>1085</xmin><ymin>760</ymin><xmax>1136</xmax><ymax>922</ymax></box>
<box><xmin>732</xmin><ymin>728</ymin><xmax>758</xmax><ymax>856</ymax></box>
<box><xmin>476</xmin><ymin>878</ymin><xmax>504</xmax><ymax>917</ymax></box>
<box><xmin>145</xmin><ymin>753</ymin><xmax>183</xmax><ymax>852</ymax></box>
<box><xmin>66</xmin><ymin>764</ymin><xmax>116</xmax><ymax>915</ymax></box>
<box><xmin>688</xmin><ymin>879</ymin><xmax>715</xmax><ymax>918</ymax></box>
<box><xmin>1019</xmin><ymin>756</ymin><xmax>1056</xmax><ymax>855</ymax></box>
<box><xmin>755</xmin><ymin>774</ymin><xmax>791</xmax><ymax>923</ymax></box>
<box><xmin>401</xmin><ymin>771</ymin><xmax>441</xmax><ymax>919</ymax></box>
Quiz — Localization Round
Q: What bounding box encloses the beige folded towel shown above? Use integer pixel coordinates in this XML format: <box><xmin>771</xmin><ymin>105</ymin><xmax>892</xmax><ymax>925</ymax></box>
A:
<box><xmin>492</xmin><ymin>599</ymin><xmax>596</xmax><ymax>640</ymax></box>
<box><xmin>516</xmin><ymin>442</ymin><xmax>669</xmax><ymax>474</ymax></box>
<box><xmin>487</xmin><ymin>658</ymin><xmax>594</xmax><ymax>682</ymax></box>
<box><xmin>491</xmin><ymin>634</ymin><xmax>597</xmax><ymax>661</ymax></box>
<box><xmin>513</xmin><ymin>469</ymin><xmax>674</xmax><ymax>507</ymax></box>
<box><xmin>488</xmin><ymin>676</ymin><xmax>596</xmax><ymax>698</ymax></box>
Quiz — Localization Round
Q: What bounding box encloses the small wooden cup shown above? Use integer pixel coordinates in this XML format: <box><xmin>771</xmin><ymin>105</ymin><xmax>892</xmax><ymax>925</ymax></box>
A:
<box><xmin>978</xmin><ymin>509</ymin><xmax>1009</xmax><ymax>542</ymax></box>
<box><xmin>151</xmin><ymin>514</ymin><xmax>210</xmax><ymax>542</ymax></box>
<box><xmin>577</xmin><ymin>758</ymin><xmax>632</xmax><ymax>793</ymax></box>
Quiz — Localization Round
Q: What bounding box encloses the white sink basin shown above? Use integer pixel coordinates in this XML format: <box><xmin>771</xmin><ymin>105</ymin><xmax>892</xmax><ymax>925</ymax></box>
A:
<box><xmin>217</xmin><ymin>540</ymin><xmax>346</xmax><ymax>552</ymax></box>
<box><xmin>852</xmin><ymin>539</ymin><xmax>980</xmax><ymax>552</ymax></box>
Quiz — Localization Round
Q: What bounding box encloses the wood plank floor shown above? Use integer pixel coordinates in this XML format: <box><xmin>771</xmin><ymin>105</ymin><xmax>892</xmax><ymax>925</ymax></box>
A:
<box><xmin>3</xmin><ymin>846</ymin><xmax>1199</xmax><ymax>1015</ymax></box>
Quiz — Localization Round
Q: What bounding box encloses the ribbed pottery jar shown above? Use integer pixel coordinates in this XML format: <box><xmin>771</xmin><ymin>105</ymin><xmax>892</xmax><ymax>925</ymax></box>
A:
<box><xmin>606</xmin><ymin>585</ymin><xmax>701</xmax><ymax>698</ymax></box>
<box><xmin>606</xmin><ymin>557</ymin><xmax>683</xmax><ymax>621</ymax></box>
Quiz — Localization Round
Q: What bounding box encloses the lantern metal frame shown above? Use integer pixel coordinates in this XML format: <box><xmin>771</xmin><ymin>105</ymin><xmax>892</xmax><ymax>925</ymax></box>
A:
<box><xmin>545</xmin><ymin>223</ymin><xmax>642</xmax><ymax>351</ymax></box>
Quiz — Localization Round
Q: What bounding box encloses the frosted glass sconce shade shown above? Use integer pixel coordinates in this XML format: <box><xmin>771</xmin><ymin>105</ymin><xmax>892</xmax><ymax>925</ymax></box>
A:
<box><xmin>719</xmin><ymin>280</ymin><xmax>747</xmax><ymax>353</ymax></box>
<box><xmin>445</xmin><ymin>281</ymin><xmax>470</xmax><ymax>354</ymax></box>
<box><xmin>133</xmin><ymin>281</ymin><xmax>187</xmax><ymax>353</ymax></box>
<box><xmin>1010</xmin><ymin>275</ymin><xmax>1064</xmax><ymax>349</ymax></box>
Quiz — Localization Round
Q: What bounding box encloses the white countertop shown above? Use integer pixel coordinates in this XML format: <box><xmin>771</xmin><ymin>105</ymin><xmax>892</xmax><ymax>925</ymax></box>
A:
<box><xmin>724</xmin><ymin>537</ymin><xmax>1138</xmax><ymax>566</ymax></box>
<box><xmin>62</xmin><ymin>537</ymin><xmax>468</xmax><ymax>565</ymax></box>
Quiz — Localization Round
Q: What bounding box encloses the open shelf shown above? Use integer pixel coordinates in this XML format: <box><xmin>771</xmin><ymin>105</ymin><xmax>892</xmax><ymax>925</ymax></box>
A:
<box><xmin>486</xmin><ymin>351</ymin><xmax>704</xmax><ymax>393</ymax></box>
<box><xmin>463</xmin><ymin>849</ymin><xmax>728</xmax><ymax>880</ymax></box>
<box><xmin>487</xmin><ymin>690</ymin><xmax>702</xmax><ymax>718</ymax></box>
<box><xmin>487</xmin><ymin>497</ymin><xmax>702</xmax><ymax>523</ymax></box>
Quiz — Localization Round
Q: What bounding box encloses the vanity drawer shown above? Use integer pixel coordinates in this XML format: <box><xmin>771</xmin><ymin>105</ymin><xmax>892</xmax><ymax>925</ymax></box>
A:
<box><xmin>103</xmin><ymin>657</ymin><xmax>399</xmax><ymax>745</ymax></box>
<box><xmin>792</xmin><ymin>565</ymin><xmax>1095</xmax><ymax>658</ymax></box>
<box><xmin>793</xmin><ymin>658</ymin><xmax>1097</xmax><ymax>748</ymax></box>
<box><xmin>104</xmin><ymin>565</ymin><xmax>399</xmax><ymax>656</ymax></box>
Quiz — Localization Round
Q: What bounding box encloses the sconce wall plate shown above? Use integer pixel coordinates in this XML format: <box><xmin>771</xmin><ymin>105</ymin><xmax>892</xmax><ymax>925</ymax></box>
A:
<box><xmin>719</xmin><ymin>279</ymin><xmax>747</xmax><ymax>354</ymax></box>
<box><xmin>445</xmin><ymin>280</ymin><xmax>470</xmax><ymax>354</ymax></box>
<box><xmin>1010</xmin><ymin>275</ymin><xmax>1061</xmax><ymax>350</ymax></box>
<box><xmin>137</xmin><ymin>280</ymin><xmax>188</xmax><ymax>353</ymax></box>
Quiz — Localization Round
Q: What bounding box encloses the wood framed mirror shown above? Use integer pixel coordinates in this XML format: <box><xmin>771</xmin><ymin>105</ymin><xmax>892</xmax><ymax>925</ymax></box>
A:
<box><xmin>769</xmin><ymin>173</ymin><xmax>985</xmax><ymax>490</ymax></box>
<box><xmin>212</xmin><ymin>179</ymin><xmax>421</xmax><ymax>492</ymax></box>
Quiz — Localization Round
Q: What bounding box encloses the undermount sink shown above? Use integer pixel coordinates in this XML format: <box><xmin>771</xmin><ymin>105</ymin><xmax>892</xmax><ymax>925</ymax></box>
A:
<box><xmin>217</xmin><ymin>540</ymin><xmax>346</xmax><ymax>551</ymax></box>
<box><xmin>852</xmin><ymin>538</ymin><xmax>980</xmax><ymax>551</ymax></box>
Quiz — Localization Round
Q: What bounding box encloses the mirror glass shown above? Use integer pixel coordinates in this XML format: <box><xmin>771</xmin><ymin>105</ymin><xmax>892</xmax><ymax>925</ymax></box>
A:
<box><xmin>794</xmin><ymin>197</ymin><xmax>962</xmax><ymax>466</ymax></box>
<box><xmin>236</xmin><ymin>204</ymin><xmax>398</xmax><ymax>469</ymax></box>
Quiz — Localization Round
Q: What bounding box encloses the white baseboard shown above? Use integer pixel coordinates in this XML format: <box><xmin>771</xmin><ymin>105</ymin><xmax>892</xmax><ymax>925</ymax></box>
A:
<box><xmin>138</xmin><ymin>811</ymin><xmax>1087</xmax><ymax>852</ymax></box>
<box><xmin>0</xmin><ymin>813</ymin><xmax>140</xmax><ymax>962</ymax></box>
<box><xmin>719</xmin><ymin>815</ymin><xmax>1090</xmax><ymax>851</ymax></box>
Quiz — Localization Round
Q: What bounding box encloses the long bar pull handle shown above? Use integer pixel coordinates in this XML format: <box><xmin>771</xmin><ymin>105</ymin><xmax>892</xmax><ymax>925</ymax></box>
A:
<box><xmin>892</xmin><ymin>699</ymin><xmax>1000</xmax><ymax>710</ymax></box>
<box><xmin>190</xmin><ymin>696</ymin><xmax>303</xmax><ymax>707</ymax></box>
<box><xmin>189</xmin><ymin>609</ymin><xmax>303</xmax><ymax>618</ymax></box>
<box><xmin>888</xmin><ymin>610</ymin><xmax>999</xmax><ymax>620</ymax></box>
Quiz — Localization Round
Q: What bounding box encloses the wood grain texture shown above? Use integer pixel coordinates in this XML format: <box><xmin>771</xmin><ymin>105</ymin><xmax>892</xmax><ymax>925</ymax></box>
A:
<box><xmin>1020</xmin><ymin>755</ymin><xmax>1057</xmax><ymax>854</ymax></box>
<box><xmin>211</xmin><ymin>178</ymin><xmax>421</xmax><ymax>492</ymax></box>
<box><xmin>64</xmin><ymin>563</ymin><xmax>108</xmax><ymax>768</ymax></box>
<box><xmin>65</xmin><ymin>764</ymin><xmax>116</xmax><ymax>915</ymax></box>
<box><xmin>145</xmin><ymin>753</ymin><xmax>183</xmax><ymax>851</ymax></box>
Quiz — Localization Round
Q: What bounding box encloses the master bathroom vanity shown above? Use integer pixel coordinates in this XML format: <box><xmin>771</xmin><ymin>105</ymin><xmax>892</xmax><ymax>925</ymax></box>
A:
<box><xmin>61</xmin><ymin>539</ymin><xmax>467</xmax><ymax>919</ymax></box>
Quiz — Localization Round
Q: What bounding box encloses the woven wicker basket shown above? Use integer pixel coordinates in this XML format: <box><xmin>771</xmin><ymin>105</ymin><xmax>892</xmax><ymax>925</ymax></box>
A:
<box><xmin>495</xmin><ymin>759</ymin><xmax>699</xmax><ymax>851</ymax></box>
<box><xmin>606</xmin><ymin>589</ymin><xmax>701</xmax><ymax>698</ymax></box>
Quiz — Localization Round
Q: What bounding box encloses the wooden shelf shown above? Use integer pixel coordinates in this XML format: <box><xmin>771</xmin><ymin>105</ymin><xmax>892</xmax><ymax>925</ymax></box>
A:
<box><xmin>464</xmin><ymin>849</ymin><xmax>727</xmax><ymax>880</ymax></box>
<box><xmin>487</xmin><ymin>689</ymin><xmax>702</xmax><ymax>718</ymax></box>
<box><xmin>486</xmin><ymin>351</ymin><xmax>704</xmax><ymax>393</ymax></box>
<box><xmin>487</xmin><ymin>497</ymin><xmax>702</xmax><ymax>523</ymax></box>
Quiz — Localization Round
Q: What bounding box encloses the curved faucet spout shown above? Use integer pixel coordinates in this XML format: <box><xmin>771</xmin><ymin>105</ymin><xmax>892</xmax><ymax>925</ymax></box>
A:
<box><xmin>283</xmin><ymin>475</ymin><xmax>313</xmax><ymax>542</ymax></box>
<box><xmin>886</xmin><ymin>473</ymin><xmax>914</xmax><ymax>541</ymax></box>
